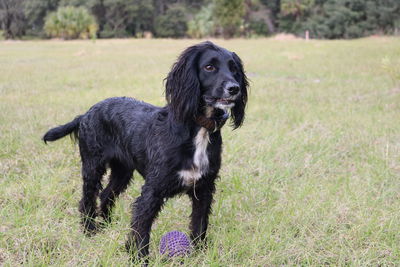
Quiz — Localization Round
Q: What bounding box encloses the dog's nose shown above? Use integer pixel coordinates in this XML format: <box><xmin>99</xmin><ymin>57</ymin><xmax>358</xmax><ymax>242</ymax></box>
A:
<box><xmin>227</xmin><ymin>84</ymin><xmax>240</xmax><ymax>95</ymax></box>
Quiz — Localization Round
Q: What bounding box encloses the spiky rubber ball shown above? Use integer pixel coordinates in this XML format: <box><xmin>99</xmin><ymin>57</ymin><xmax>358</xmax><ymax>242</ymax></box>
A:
<box><xmin>159</xmin><ymin>231</ymin><xmax>191</xmax><ymax>257</ymax></box>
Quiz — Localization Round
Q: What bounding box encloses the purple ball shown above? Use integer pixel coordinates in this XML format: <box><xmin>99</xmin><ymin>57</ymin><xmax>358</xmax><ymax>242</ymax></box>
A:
<box><xmin>159</xmin><ymin>231</ymin><xmax>191</xmax><ymax>257</ymax></box>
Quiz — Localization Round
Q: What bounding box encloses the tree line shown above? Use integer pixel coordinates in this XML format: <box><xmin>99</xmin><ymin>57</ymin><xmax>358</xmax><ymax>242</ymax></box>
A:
<box><xmin>0</xmin><ymin>0</ymin><xmax>399</xmax><ymax>40</ymax></box>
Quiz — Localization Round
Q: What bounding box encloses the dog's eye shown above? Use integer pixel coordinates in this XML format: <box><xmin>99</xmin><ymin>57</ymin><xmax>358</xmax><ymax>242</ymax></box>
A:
<box><xmin>204</xmin><ymin>65</ymin><xmax>215</xmax><ymax>72</ymax></box>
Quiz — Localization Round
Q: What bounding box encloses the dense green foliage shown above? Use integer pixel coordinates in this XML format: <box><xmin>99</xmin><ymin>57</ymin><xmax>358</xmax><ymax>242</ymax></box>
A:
<box><xmin>154</xmin><ymin>5</ymin><xmax>187</xmax><ymax>38</ymax></box>
<box><xmin>44</xmin><ymin>6</ymin><xmax>97</xmax><ymax>39</ymax></box>
<box><xmin>0</xmin><ymin>0</ymin><xmax>26</xmax><ymax>39</ymax></box>
<box><xmin>0</xmin><ymin>0</ymin><xmax>399</xmax><ymax>39</ymax></box>
<box><xmin>214</xmin><ymin>0</ymin><xmax>245</xmax><ymax>38</ymax></box>
<box><xmin>96</xmin><ymin>0</ymin><xmax>155</xmax><ymax>38</ymax></box>
<box><xmin>280</xmin><ymin>0</ymin><xmax>400</xmax><ymax>39</ymax></box>
<box><xmin>23</xmin><ymin>0</ymin><xmax>59</xmax><ymax>37</ymax></box>
<box><xmin>187</xmin><ymin>3</ymin><xmax>215</xmax><ymax>38</ymax></box>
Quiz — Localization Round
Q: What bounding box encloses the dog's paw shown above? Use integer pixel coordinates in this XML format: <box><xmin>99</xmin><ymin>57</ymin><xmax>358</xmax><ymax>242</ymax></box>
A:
<box><xmin>125</xmin><ymin>237</ymin><xmax>136</xmax><ymax>254</ymax></box>
<box><xmin>82</xmin><ymin>219</ymin><xmax>99</xmax><ymax>236</ymax></box>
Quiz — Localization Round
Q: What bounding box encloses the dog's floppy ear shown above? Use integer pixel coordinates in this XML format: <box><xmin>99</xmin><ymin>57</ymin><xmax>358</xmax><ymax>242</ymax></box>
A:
<box><xmin>231</xmin><ymin>52</ymin><xmax>248</xmax><ymax>129</ymax></box>
<box><xmin>166</xmin><ymin>45</ymin><xmax>201</xmax><ymax>123</ymax></box>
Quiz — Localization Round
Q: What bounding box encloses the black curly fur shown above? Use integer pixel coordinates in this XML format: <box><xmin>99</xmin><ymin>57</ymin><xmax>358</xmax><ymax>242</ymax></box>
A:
<box><xmin>43</xmin><ymin>41</ymin><xmax>248</xmax><ymax>262</ymax></box>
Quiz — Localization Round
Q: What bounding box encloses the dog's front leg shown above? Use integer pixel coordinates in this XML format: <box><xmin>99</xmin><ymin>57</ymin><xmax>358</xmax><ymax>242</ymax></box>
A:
<box><xmin>187</xmin><ymin>183</ymin><xmax>215</xmax><ymax>246</ymax></box>
<box><xmin>126</xmin><ymin>185</ymin><xmax>164</xmax><ymax>262</ymax></box>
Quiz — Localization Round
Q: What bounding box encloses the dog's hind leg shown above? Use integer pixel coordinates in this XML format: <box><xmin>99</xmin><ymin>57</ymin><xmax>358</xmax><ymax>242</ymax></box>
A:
<box><xmin>79</xmin><ymin>160</ymin><xmax>105</xmax><ymax>235</ymax></box>
<box><xmin>99</xmin><ymin>160</ymin><xmax>133</xmax><ymax>223</ymax></box>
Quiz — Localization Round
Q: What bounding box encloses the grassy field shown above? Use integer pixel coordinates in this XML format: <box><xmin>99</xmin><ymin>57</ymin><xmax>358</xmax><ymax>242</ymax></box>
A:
<box><xmin>1</xmin><ymin>37</ymin><xmax>399</xmax><ymax>266</ymax></box>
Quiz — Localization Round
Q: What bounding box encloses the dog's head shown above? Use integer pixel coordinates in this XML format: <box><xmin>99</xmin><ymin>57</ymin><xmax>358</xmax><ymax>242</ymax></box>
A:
<box><xmin>166</xmin><ymin>41</ymin><xmax>248</xmax><ymax>129</ymax></box>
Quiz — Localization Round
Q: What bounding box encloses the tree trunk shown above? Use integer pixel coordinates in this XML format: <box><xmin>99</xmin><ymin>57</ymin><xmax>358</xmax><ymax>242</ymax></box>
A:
<box><xmin>3</xmin><ymin>1</ymin><xmax>13</xmax><ymax>39</ymax></box>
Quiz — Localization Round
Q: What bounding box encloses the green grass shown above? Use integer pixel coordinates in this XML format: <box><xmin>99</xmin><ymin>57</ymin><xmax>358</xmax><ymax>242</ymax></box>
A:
<box><xmin>1</xmin><ymin>37</ymin><xmax>400</xmax><ymax>266</ymax></box>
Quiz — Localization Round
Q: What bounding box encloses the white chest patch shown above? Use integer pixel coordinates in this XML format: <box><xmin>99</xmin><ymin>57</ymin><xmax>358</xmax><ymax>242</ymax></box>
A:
<box><xmin>179</xmin><ymin>127</ymin><xmax>210</xmax><ymax>186</ymax></box>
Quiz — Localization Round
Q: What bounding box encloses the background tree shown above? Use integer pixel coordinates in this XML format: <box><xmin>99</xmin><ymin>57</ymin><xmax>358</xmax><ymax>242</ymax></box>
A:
<box><xmin>363</xmin><ymin>0</ymin><xmax>400</xmax><ymax>35</ymax></box>
<box><xmin>128</xmin><ymin>0</ymin><xmax>154</xmax><ymax>37</ymax></box>
<box><xmin>85</xmin><ymin>0</ymin><xmax>106</xmax><ymax>34</ymax></box>
<box><xmin>260</xmin><ymin>0</ymin><xmax>281</xmax><ymax>30</ymax></box>
<box><xmin>187</xmin><ymin>3</ymin><xmax>215</xmax><ymax>38</ymax></box>
<box><xmin>242</xmin><ymin>0</ymin><xmax>271</xmax><ymax>36</ymax></box>
<box><xmin>98</xmin><ymin>0</ymin><xmax>154</xmax><ymax>38</ymax></box>
<box><xmin>0</xmin><ymin>0</ymin><xmax>26</xmax><ymax>39</ymax></box>
<box><xmin>154</xmin><ymin>5</ymin><xmax>187</xmax><ymax>38</ymax></box>
<box><xmin>98</xmin><ymin>0</ymin><xmax>135</xmax><ymax>37</ymax></box>
<box><xmin>23</xmin><ymin>0</ymin><xmax>59</xmax><ymax>36</ymax></box>
<box><xmin>213</xmin><ymin>0</ymin><xmax>245</xmax><ymax>38</ymax></box>
<box><xmin>1</xmin><ymin>0</ymin><xmax>399</xmax><ymax>39</ymax></box>
<box><xmin>302</xmin><ymin>0</ymin><xmax>400</xmax><ymax>39</ymax></box>
<box><xmin>278</xmin><ymin>0</ymin><xmax>315</xmax><ymax>33</ymax></box>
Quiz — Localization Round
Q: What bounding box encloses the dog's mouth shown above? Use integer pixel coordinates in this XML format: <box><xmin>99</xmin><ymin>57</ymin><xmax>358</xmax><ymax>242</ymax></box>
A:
<box><xmin>213</xmin><ymin>98</ymin><xmax>235</xmax><ymax>110</ymax></box>
<box><xmin>203</xmin><ymin>96</ymin><xmax>236</xmax><ymax>111</ymax></box>
<box><xmin>216</xmin><ymin>98</ymin><xmax>235</xmax><ymax>105</ymax></box>
<box><xmin>204</xmin><ymin>96</ymin><xmax>235</xmax><ymax>105</ymax></box>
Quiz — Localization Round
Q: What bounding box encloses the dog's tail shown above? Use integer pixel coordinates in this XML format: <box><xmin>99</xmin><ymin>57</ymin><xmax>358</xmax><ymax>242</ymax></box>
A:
<box><xmin>43</xmin><ymin>115</ymin><xmax>83</xmax><ymax>144</ymax></box>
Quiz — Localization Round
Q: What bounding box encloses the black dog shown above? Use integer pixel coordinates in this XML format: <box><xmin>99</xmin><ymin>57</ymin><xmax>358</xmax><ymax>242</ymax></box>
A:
<box><xmin>43</xmin><ymin>41</ymin><xmax>248</xmax><ymax>260</ymax></box>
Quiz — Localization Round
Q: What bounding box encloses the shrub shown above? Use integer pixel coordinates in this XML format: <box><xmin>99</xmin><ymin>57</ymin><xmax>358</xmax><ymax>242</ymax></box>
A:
<box><xmin>154</xmin><ymin>6</ymin><xmax>187</xmax><ymax>38</ymax></box>
<box><xmin>247</xmin><ymin>18</ymin><xmax>269</xmax><ymax>36</ymax></box>
<box><xmin>213</xmin><ymin>0</ymin><xmax>245</xmax><ymax>38</ymax></box>
<box><xmin>99</xmin><ymin>24</ymin><xmax>129</xmax><ymax>38</ymax></box>
<box><xmin>187</xmin><ymin>3</ymin><xmax>215</xmax><ymax>38</ymax></box>
<box><xmin>44</xmin><ymin>6</ymin><xmax>98</xmax><ymax>39</ymax></box>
